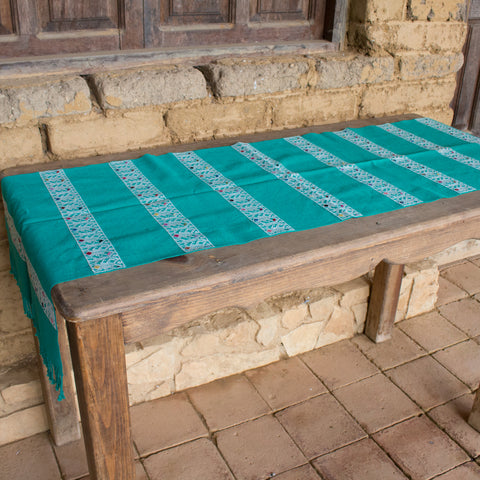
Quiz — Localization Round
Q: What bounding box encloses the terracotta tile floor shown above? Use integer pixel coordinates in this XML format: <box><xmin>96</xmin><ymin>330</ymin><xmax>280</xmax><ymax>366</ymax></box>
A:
<box><xmin>2</xmin><ymin>259</ymin><xmax>480</xmax><ymax>480</ymax></box>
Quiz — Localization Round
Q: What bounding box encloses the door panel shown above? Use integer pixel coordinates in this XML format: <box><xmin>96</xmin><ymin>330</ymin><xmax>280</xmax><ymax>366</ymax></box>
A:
<box><xmin>38</xmin><ymin>0</ymin><xmax>121</xmax><ymax>31</ymax></box>
<box><xmin>0</xmin><ymin>0</ymin><xmax>16</xmax><ymax>34</ymax></box>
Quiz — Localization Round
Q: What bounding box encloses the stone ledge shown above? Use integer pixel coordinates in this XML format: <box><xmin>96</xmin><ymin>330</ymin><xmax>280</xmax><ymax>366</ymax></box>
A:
<box><xmin>316</xmin><ymin>53</ymin><xmax>394</xmax><ymax>89</ymax></box>
<box><xmin>0</xmin><ymin>127</ymin><xmax>45</xmax><ymax>169</ymax></box>
<box><xmin>0</xmin><ymin>77</ymin><xmax>91</xmax><ymax>126</ymax></box>
<box><xmin>92</xmin><ymin>67</ymin><xmax>208</xmax><ymax>110</ymax></box>
<box><xmin>349</xmin><ymin>21</ymin><xmax>468</xmax><ymax>54</ymax></box>
<box><xmin>350</xmin><ymin>0</ymin><xmax>405</xmax><ymax>24</ymax></box>
<box><xmin>359</xmin><ymin>76</ymin><xmax>457</xmax><ymax>117</ymax></box>
<box><xmin>46</xmin><ymin>111</ymin><xmax>170</xmax><ymax>159</ymax></box>
<box><xmin>407</xmin><ymin>0</ymin><xmax>468</xmax><ymax>22</ymax></box>
<box><xmin>200</xmin><ymin>59</ymin><xmax>310</xmax><ymax>97</ymax></box>
<box><xmin>396</xmin><ymin>51</ymin><xmax>464</xmax><ymax>80</ymax></box>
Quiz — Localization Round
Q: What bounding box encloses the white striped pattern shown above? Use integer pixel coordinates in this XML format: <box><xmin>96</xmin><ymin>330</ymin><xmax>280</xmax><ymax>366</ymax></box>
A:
<box><xmin>233</xmin><ymin>142</ymin><xmax>362</xmax><ymax>219</ymax></box>
<box><xmin>40</xmin><ymin>170</ymin><xmax>126</xmax><ymax>273</ymax></box>
<box><xmin>174</xmin><ymin>151</ymin><xmax>294</xmax><ymax>235</ymax></box>
<box><xmin>4</xmin><ymin>202</ymin><xmax>56</xmax><ymax>329</ymax></box>
<box><xmin>111</xmin><ymin>160</ymin><xmax>214</xmax><ymax>253</ymax></box>
<box><xmin>335</xmin><ymin>129</ymin><xmax>475</xmax><ymax>194</ymax></box>
<box><xmin>415</xmin><ymin>117</ymin><xmax>480</xmax><ymax>144</ymax></box>
<box><xmin>285</xmin><ymin>136</ymin><xmax>421</xmax><ymax>207</ymax></box>
<box><xmin>378</xmin><ymin>123</ymin><xmax>480</xmax><ymax>171</ymax></box>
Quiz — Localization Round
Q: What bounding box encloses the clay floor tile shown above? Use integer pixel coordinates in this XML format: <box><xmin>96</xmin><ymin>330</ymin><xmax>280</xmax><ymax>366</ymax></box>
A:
<box><xmin>312</xmin><ymin>438</ymin><xmax>407</xmax><ymax>480</ymax></box>
<box><xmin>436</xmin><ymin>276</ymin><xmax>469</xmax><ymax>306</ymax></box>
<box><xmin>333</xmin><ymin>374</ymin><xmax>421</xmax><ymax>433</ymax></box>
<box><xmin>398</xmin><ymin>311</ymin><xmax>467</xmax><ymax>353</ymax></box>
<box><xmin>386</xmin><ymin>356</ymin><xmax>469</xmax><ymax>410</ymax></box>
<box><xmin>53</xmin><ymin>435</ymin><xmax>88</xmax><ymax>480</ymax></box>
<box><xmin>433</xmin><ymin>340</ymin><xmax>480</xmax><ymax>389</ymax></box>
<box><xmin>352</xmin><ymin>329</ymin><xmax>426</xmax><ymax>371</ymax></box>
<box><xmin>215</xmin><ymin>415</ymin><xmax>306</xmax><ymax>480</ymax></box>
<box><xmin>143</xmin><ymin>438</ymin><xmax>233</xmax><ymax>480</ymax></box>
<box><xmin>441</xmin><ymin>261</ymin><xmax>480</xmax><ymax>295</ymax></box>
<box><xmin>272</xmin><ymin>464</ymin><xmax>322</xmax><ymax>479</ymax></box>
<box><xmin>245</xmin><ymin>356</ymin><xmax>327</xmax><ymax>410</ymax></box>
<box><xmin>439</xmin><ymin>298</ymin><xmax>480</xmax><ymax>337</ymax></box>
<box><xmin>188</xmin><ymin>374</ymin><xmax>269</xmax><ymax>431</ymax></box>
<box><xmin>276</xmin><ymin>393</ymin><xmax>366</xmax><ymax>459</ymax></box>
<box><xmin>429</xmin><ymin>394</ymin><xmax>480</xmax><ymax>458</ymax></box>
<box><xmin>130</xmin><ymin>392</ymin><xmax>207</xmax><ymax>456</ymax></box>
<box><xmin>373</xmin><ymin>416</ymin><xmax>470</xmax><ymax>480</ymax></box>
<box><xmin>300</xmin><ymin>340</ymin><xmax>378</xmax><ymax>390</ymax></box>
<box><xmin>433</xmin><ymin>462</ymin><xmax>480</xmax><ymax>480</ymax></box>
<box><xmin>0</xmin><ymin>433</ymin><xmax>60</xmax><ymax>480</ymax></box>
<box><xmin>78</xmin><ymin>461</ymin><xmax>147</xmax><ymax>480</ymax></box>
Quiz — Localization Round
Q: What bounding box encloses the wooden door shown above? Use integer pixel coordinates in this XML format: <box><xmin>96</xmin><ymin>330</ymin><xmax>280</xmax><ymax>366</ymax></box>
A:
<box><xmin>454</xmin><ymin>0</ymin><xmax>480</xmax><ymax>135</ymax></box>
<box><xmin>0</xmin><ymin>0</ymin><xmax>332</xmax><ymax>58</ymax></box>
<box><xmin>0</xmin><ymin>0</ymin><xmax>143</xmax><ymax>57</ymax></box>
<box><xmin>144</xmin><ymin>0</ymin><xmax>326</xmax><ymax>48</ymax></box>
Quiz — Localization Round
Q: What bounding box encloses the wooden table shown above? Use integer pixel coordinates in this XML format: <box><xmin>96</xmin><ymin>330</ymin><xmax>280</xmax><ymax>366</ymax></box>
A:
<box><xmin>3</xmin><ymin>115</ymin><xmax>480</xmax><ymax>479</ymax></box>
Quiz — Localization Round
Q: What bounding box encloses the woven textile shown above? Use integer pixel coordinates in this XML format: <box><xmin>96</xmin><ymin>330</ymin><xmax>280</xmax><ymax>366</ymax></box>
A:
<box><xmin>3</xmin><ymin>117</ymin><xmax>480</xmax><ymax>398</ymax></box>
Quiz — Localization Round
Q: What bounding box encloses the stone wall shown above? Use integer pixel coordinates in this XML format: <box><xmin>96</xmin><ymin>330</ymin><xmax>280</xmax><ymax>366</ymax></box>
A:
<box><xmin>0</xmin><ymin>0</ymin><xmax>471</xmax><ymax>445</ymax></box>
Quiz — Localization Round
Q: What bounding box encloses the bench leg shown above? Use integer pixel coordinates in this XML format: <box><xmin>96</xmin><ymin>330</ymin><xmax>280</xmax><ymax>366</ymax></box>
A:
<box><xmin>66</xmin><ymin>314</ymin><xmax>134</xmax><ymax>480</ymax></box>
<box><xmin>34</xmin><ymin>313</ymin><xmax>81</xmax><ymax>446</ymax></box>
<box><xmin>365</xmin><ymin>260</ymin><xmax>404</xmax><ymax>343</ymax></box>
<box><xmin>468</xmin><ymin>386</ymin><xmax>480</xmax><ymax>432</ymax></box>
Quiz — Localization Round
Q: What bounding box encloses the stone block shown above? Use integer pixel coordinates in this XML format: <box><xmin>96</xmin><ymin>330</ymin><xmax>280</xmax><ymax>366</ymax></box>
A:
<box><xmin>281</xmin><ymin>322</ymin><xmax>324</xmax><ymax>356</ymax></box>
<box><xmin>0</xmin><ymin>308</ymin><xmax>31</xmax><ymax>335</ymax></box>
<box><xmin>0</xmin><ymin>404</ymin><xmax>48</xmax><ymax>446</ymax></box>
<box><xmin>316</xmin><ymin>54</ymin><xmax>394</xmax><ymax>89</ymax></box>
<box><xmin>128</xmin><ymin>381</ymin><xmax>172</xmax><ymax>406</ymax></box>
<box><xmin>395</xmin><ymin>274</ymin><xmax>414</xmax><ymax>322</ymax></box>
<box><xmin>397</xmin><ymin>52</ymin><xmax>464</xmax><ymax>80</ymax></box>
<box><xmin>0</xmin><ymin>127</ymin><xmax>44</xmax><ymax>168</ymax></box>
<box><xmin>202</xmin><ymin>59</ymin><xmax>310</xmax><ymax>97</ymax></box>
<box><xmin>350</xmin><ymin>0</ymin><xmax>404</xmax><ymax>23</ymax></box>
<box><xmin>429</xmin><ymin>239</ymin><xmax>480</xmax><ymax>265</ymax></box>
<box><xmin>405</xmin><ymin>260</ymin><xmax>439</xmax><ymax>318</ymax></box>
<box><xmin>395</xmin><ymin>22</ymin><xmax>428</xmax><ymax>51</ymax></box>
<box><xmin>360</xmin><ymin>77</ymin><xmax>457</xmax><ymax>117</ymax></box>
<box><xmin>1</xmin><ymin>380</ymin><xmax>42</xmax><ymax>407</ymax></box>
<box><xmin>322</xmin><ymin>306</ymin><xmax>356</xmax><ymax>338</ymax></box>
<box><xmin>425</xmin><ymin>22</ymin><xmax>468</xmax><ymax>52</ymax></box>
<box><xmin>336</xmin><ymin>277</ymin><xmax>370</xmax><ymax>308</ymax></box>
<box><xmin>165</xmin><ymin>100</ymin><xmax>270</xmax><ymax>142</ymax></box>
<box><xmin>47</xmin><ymin>111</ymin><xmax>169</xmax><ymax>159</ymax></box>
<box><xmin>272</xmin><ymin>89</ymin><xmax>357</xmax><ymax>129</ymax></box>
<box><xmin>0</xmin><ymin>240</ymin><xmax>10</xmax><ymax>273</ymax></box>
<box><xmin>0</xmin><ymin>271</ymin><xmax>25</xmax><ymax>309</ymax></box>
<box><xmin>0</xmin><ymin>77</ymin><xmax>91</xmax><ymax>125</ymax></box>
<box><xmin>280</xmin><ymin>304</ymin><xmax>309</xmax><ymax>330</ymax></box>
<box><xmin>175</xmin><ymin>349</ymin><xmax>282</xmax><ymax>391</ymax></box>
<box><xmin>92</xmin><ymin>67</ymin><xmax>207</xmax><ymax>109</ymax></box>
<box><xmin>309</xmin><ymin>291</ymin><xmax>339</xmax><ymax>323</ymax></box>
<box><xmin>0</xmin><ymin>331</ymin><xmax>35</xmax><ymax>368</ymax></box>
<box><xmin>407</xmin><ymin>0</ymin><xmax>468</xmax><ymax>21</ymax></box>
<box><xmin>255</xmin><ymin>315</ymin><xmax>281</xmax><ymax>347</ymax></box>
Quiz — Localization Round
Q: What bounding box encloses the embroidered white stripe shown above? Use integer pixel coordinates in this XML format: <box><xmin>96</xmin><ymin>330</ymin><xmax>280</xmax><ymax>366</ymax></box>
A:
<box><xmin>233</xmin><ymin>142</ymin><xmax>362</xmax><ymax>219</ymax></box>
<box><xmin>4</xmin><ymin>203</ymin><xmax>56</xmax><ymax>329</ymax></box>
<box><xmin>40</xmin><ymin>169</ymin><xmax>126</xmax><ymax>274</ymax></box>
<box><xmin>284</xmin><ymin>136</ymin><xmax>421</xmax><ymax>207</ymax></box>
<box><xmin>378</xmin><ymin>123</ymin><xmax>480</xmax><ymax>171</ymax></box>
<box><xmin>111</xmin><ymin>160</ymin><xmax>214</xmax><ymax>253</ymax></box>
<box><xmin>415</xmin><ymin>117</ymin><xmax>480</xmax><ymax>144</ymax></box>
<box><xmin>174</xmin><ymin>151</ymin><xmax>294</xmax><ymax>235</ymax></box>
<box><xmin>335</xmin><ymin>129</ymin><xmax>475</xmax><ymax>194</ymax></box>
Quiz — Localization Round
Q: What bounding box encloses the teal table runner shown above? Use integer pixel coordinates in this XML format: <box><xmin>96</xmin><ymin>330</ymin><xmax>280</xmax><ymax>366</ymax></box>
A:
<box><xmin>3</xmin><ymin>117</ymin><xmax>480</xmax><ymax>399</ymax></box>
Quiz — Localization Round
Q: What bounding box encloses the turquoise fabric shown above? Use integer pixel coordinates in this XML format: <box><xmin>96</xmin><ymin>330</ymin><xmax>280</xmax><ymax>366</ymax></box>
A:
<box><xmin>2</xmin><ymin>117</ymin><xmax>480</xmax><ymax>399</ymax></box>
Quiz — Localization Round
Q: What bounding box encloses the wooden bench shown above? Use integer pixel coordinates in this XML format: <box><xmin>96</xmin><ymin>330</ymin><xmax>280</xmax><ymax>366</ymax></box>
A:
<box><xmin>3</xmin><ymin>114</ymin><xmax>480</xmax><ymax>480</ymax></box>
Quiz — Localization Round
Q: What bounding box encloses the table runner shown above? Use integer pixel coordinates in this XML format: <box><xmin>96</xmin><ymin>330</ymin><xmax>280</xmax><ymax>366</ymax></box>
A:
<box><xmin>3</xmin><ymin>117</ymin><xmax>480</xmax><ymax>399</ymax></box>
